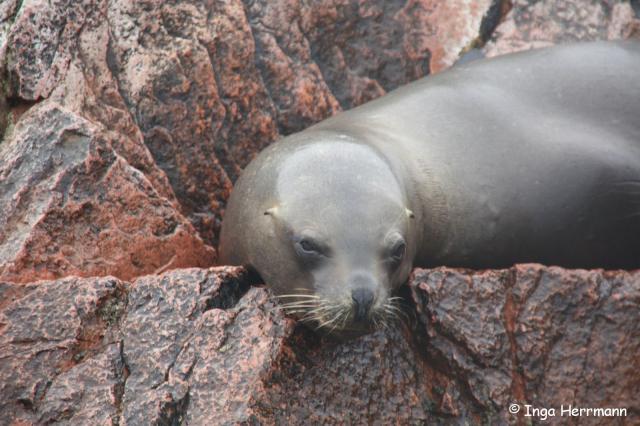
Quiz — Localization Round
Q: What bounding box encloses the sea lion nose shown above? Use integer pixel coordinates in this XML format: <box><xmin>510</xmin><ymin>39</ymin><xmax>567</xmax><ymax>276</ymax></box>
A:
<box><xmin>351</xmin><ymin>287</ymin><xmax>374</xmax><ymax>322</ymax></box>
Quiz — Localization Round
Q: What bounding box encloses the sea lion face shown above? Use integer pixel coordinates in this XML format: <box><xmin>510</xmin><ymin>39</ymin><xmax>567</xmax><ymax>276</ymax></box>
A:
<box><xmin>258</xmin><ymin>140</ymin><xmax>414</xmax><ymax>335</ymax></box>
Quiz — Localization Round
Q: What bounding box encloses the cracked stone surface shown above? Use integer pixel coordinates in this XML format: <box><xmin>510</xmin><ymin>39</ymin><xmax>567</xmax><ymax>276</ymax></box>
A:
<box><xmin>118</xmin><ymin>267</ymin><xmax>291</xmax><ymax>424</ymax></box>
<box><xmin>411</xmin><ymin>265</ymin><xmax>640</xmax><ymax>425</ymax></box>
<box><xmin>484</xmin><ymin>0</ymin><xmax>640</xmax><ymax>56</ymax></box>
<box><xmin>0</xmin><ymin>104</ymin><xmax>215</xmax><ymax>283</ymax></box>
<box><xmin>0</xmin><ymin>0</ymin><xmax>499</xmax><ymax>283</ymax></box>
<box><xmin>1</xmin><ymin>266</ymin><xmax>638</xmax><ymax>424</ymax></box>
<box><xmin>2</xmin><ymin>0</ymin><xmax>640</xmax><ymax>424</ymax></box>
<box><xmin>0</xmin><ymin>275</ymin><xmax>127</xmax><ymax>424</ymax></box>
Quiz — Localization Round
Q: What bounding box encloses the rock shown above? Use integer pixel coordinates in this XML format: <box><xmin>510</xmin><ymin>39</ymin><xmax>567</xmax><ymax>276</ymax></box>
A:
<box><xmin>3</xmin><ymin>1</ymin><xmax>640</xmax><ymax>424</ymax></box>
<box><xmin>2</xmin><ymin>266</ymin><xmax>637</xmax><ymax>424</ymax></box>
<box><xmin>393</xmin><ymin>0</ymin><xmax>500</xmax><ymax>74</ymax></box>
<box><xmin>105</xmin><ymin>0</ymin><xmax>276</xmax><ymax>244</ymax></box>
<box><xmin>252</xmin><ymin>324</ymin><xmax>486</xmax><ymax>424</ymax></box>
<box><xmin>0</xmin><ymin>103</ymin><xmax>215</xmax><ymax>284</ymax></box>
<box><xmin>411</xmin><ymin>264</ymin><xmax>640</xmax><ymax>424</ymax></box>
<box><xmin>0</xmin><ymin>275</ymin><xmax>127</xmax><ymax>424</ymax></box>
<box><xmin>0</xmin><ymin>267</ymin><xmax>271</xmax><ymax>424</ymax></box>
<box><xmin>1</xmin><ymin>0</ymin><xmax>499</xmax><ymax>283</ymax></box>
<box><xmin>248</xmin><ymin>0</ymin><xmax>498</xmax><ymax>123</ymax></box>
<box><xmin>119</xmin><ymin>267</ymin><xmax>289</xmax><ymax>425</ymax></box>
<box><xmin>485</xmin><ymin>0</ymin><xmax>640</xmax><ymax>57</ymax></box>
<box><xmin>117</xmin><ymin>266</ymin><xmax>486</xmax><ymax>425</ymax></box>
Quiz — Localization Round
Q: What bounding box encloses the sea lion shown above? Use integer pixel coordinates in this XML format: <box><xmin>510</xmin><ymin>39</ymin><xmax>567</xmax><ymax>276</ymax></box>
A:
<box><xmin>219</xmin><ymin>41</ymin><xmax>640</xmax><ymax>336</ymax></box>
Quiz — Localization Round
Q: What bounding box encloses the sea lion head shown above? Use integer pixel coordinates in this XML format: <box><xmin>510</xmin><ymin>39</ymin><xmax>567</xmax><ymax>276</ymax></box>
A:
<box><xmin>254</xmin><ymin>137</ymin><xmax>416</xmax><ymax>336</ymax></box>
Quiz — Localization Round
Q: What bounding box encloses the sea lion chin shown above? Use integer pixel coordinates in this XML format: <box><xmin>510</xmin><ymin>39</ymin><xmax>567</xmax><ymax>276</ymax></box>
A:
<box><xmin>219</xmin><ymin>41</ymin><xmax>640</xmax><ymax>337</ymax></box>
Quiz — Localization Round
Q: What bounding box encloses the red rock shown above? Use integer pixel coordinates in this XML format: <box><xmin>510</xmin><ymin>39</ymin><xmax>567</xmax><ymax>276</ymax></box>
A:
<box><xmin>1</xmin><ymin>0</ymin><xmax>499</xmax><ymax>284</ymax></box>
<box><xmin>395</xmin><ymin>0</ymin><xmax>497</xmax><ymax>73</ymax></box>
<box><xmin>104</xmin><ymin>266</ymin><xmax>465</xmax><ymax>424</ymax></box>
<box><xmin>251</xmin><ymin>324</ymin><xmax>484</xmax><ymax>424</ymax></box>
<box><xmin>485</xmin><ymin>0</ymin><xmax>640</xmax><ymax>57</ymax></box>
<box><xmin>0</xmin><ymin>104</ymin><xmax>215</xmax><ymax>284</ymax></box>
<box><xmin>119</xmin><ymin>267</ymin><xmax>288</xmax><ymax>424</ymax></box>
<box><xmin>3</xmin><ymin>1</ymin><xmax>640</xmax><ymax>424</ymax></box>
<box><xmin>2</xmin><ymin>266</ymin><xmax>638</xmax><ymax>423</ymax></box>
<box><xmin>411</xmin><ymin>264</ymin><xmax>640</xmax><ymax>424</ymax></box>
<box><xmin>0</xmin><ymin>267</ymin><xmax>477</xmax><ymax>424</ymax></box>
<box><xmin>0</xmin><ymin>276</ymin><xmax>127</xmax><ymax>424</ymax></box>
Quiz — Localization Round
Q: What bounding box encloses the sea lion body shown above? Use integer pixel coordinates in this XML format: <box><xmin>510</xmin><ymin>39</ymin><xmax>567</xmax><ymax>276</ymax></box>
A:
<box><xmin>220</xmin><ymin>41</ymin><xmax>640</xmax><ymax>334</ymax></box>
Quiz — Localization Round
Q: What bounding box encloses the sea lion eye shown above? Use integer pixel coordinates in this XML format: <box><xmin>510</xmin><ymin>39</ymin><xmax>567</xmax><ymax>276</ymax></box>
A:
<box><xmin>300</xmin><ymin>240</ymin><xmax>315</xmax><ymax>252</ymax></box>
<box><xmin>389</xmin><ymin>240</ymin><xmax>406</xmax><ymax>265</ymax></box>
<box><xmin>295</xmin><ymin>237</ymin><xmax>325</xmax><ymax>257</ymax></box>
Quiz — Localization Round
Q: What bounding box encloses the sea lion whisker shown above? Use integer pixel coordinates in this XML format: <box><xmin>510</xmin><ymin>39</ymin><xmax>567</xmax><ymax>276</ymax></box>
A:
<box><xmin>376</xmin><ymin>316</ymin><xmax>385</xmax><ymax>332</ymax></box>
<box><xmin>281</xmin><ymin>306</ymin><xmax>320</xmax><ymax>312</ymax></box>
<box><xmin>384</xmin><ymin>311</ymin><xmax>401</xmax><ymax>324</ymax></box>
<box><xmin>382</xmin><ymin>318</ymin><xmax>391</xmax><ymax>332</ymax></box>
<box><xmin>385</xmin><ymin>298</ymin><xmax>405</xmax><ymax>310</ymax></box>
<box><xmin>279</xmin><ymin>298</ymin><xmax>320</xmax><ymax>304</ymax></box>
<box><xmin>371</xmin><ymin>310</ymin><xmax>384</xmax><ymax>331</ymax></box>
<box><xmin>340</xmin><ymin>309</ymin><xmax>352</xmax><ymax>329</ymax></box>
<box><xmin>383</xmin><ymin>304</ymin><xmax>404</xmax><ymax>315</ymax></box>
<box><xmin>380</xmin><ymin>311</ymin><xmax>392</xmax><ymax>330</ymax></box>
<box><xmin>383</xmin><ymin>301</ymin><xmax>402</xmax><ymax>311</ymax></box>
<box><xmin>318</xmin><ymin>307</ymin><xmax>348</xmax><ymax>331</ymax></box>
<box><xmin>279</xmin><ymin>301</ymin><xmax>320</xmax><ymax>307</ymax></box>
<box><xmin>279</xmin><ymin>299</ymin><xmax>320</xmax><ymax>304</ymax></box>
<box><xmin>281</xmin><ymin>305</ymin><xmax>320</xmax><ymax>312</ymax></box>
<box><xmin>306</xmin><ymin>305</ymin><xmax>334</xmax><ymax>314</ymax></box>
<box><xmin>274</xmin><ymin>294</ymin><xmax>320</xmax><ymax>298</ymax></box>
<box><xmin>381</xmin><ymin>304</ymin><xmax>402</xmax><ymax>321</ymax></box>
<box><xmin>371</xmin><ymin>314</ymin><xmax>380</xmax><ymax>330</ymax></box>
<box><xmin>318</xmin><ymin>301</ymin><xmax>342</xmax><ymax>314</ymax></box>
<box><xmin>324</xmin><ymin>310</ymin><xmax>344</xmax><ymax>333</ymax></box>
<box><xmin>328</xmin><ymin>309</ymin><xmax>351</xmax><ymax>334</ymax></box>
<box><xmin>300</xmin><ymin>313</ymin><xmax>320</xmax><ymax>322</ymax></box>
<box><xmin>281</xmin><ymin>307</ymin><xmax>320</xmax><ymax>313</ymax></box>
<box><xmin>380</xmin><ymin>309</ymin><xmax>394</xmax><ymax>330</ymax></box>
<box><xmin>384</xmin><ymin>305</ymin><xmax>407</xmax><ymax>321</ymax></box>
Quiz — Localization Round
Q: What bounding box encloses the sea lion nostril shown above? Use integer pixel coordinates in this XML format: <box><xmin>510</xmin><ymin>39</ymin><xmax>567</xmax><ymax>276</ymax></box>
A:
<box><xmin>351</xmin><ymin>288</ymin><xmax>374</xmax><ymax>321</ymax></box>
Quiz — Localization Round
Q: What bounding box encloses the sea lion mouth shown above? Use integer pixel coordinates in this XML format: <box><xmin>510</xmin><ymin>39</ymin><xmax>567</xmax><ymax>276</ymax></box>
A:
<box><xmin>274</xmin><ymin>293</ymin><xmax>405</xmax><ymax>336</ymax></box>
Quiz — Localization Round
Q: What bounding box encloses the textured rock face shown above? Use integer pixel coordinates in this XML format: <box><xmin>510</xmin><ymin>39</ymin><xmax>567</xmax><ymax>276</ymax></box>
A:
<box><xmin>0</xmin><ymin>104</ymin><xmax>215</xmax><ymax>283</ymax></box>
<box><xmin>0</xmin><ymin>1</ymin><xmax>638</xmax><ymax>284</ymax></box>
<box><xmin>0</xmin><ymin>0</ymin><xmax>498</xmax><ymax>282</ymax></box>
<box><xmin>485</xmin><ymin>0</ymin><xmax>640</xmax><ymax>56</ymax></box>
<box><xmin>1</xmin><ymin>266</ymin><xmax>638</xmax><ymax>424</ymax></box>
<box><xmin>2</xmin><ymin>0</ymin><xmax>640</xmax><ymax>424</ymax></box>
<box><xmin>412</xmin><ymin>265</ymin><xmax>640</xmax><ymax>425</ymax></box>
<box><xmin>0</xmin><ymin>275</ymin><xmax>128</xmax><ymax>424</ymax></box>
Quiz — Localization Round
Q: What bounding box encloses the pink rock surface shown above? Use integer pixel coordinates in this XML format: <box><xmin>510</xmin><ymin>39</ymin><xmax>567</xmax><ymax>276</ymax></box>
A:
<box><xmin>1</xmin><ymin>0</ymin><xmax>498</xmax><ymax>284</ymax></box>
<box><xmin>412</xmin><ymin>264</ymin><xmax>640</xmax><ymax>425</ymax></box>
<box><xmin>3</xmin><ymin>1</ymin><xmax>640</xmax><ymax>424</ymax></box>
<box><xmin>0</xmin><ymin>103</ymin><xmax>215</xmax><ymax>284</ymax></box>
<box><xmin>0</xmin><ymin>275</ymin><xmax>127</xmax><ymax>424</ymax></box>
<box><xmin>485</xmin><ymin>0</ymin><xmax>640</xmax><ymax>57</ymax></box>
<box><xmin>119</xmin><ymin>267</ymin><xmax>292</xmax><ymax>424</ymax></box>
<box><xmin>1</xmin><ymin>266</ymin><xmax>637</xmax><ymax>424</ymax></box>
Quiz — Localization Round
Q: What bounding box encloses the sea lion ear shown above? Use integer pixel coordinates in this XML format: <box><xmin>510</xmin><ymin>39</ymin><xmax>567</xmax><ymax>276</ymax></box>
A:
<box><xmin>264</xmin><ymin>206</ymin><xmax>278</xmax><ymax>216</ymax></box>
<box><xmin>405</xmin><ymin>208</ymin><xmax>415</xmax><ymax>219</ymax></box>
